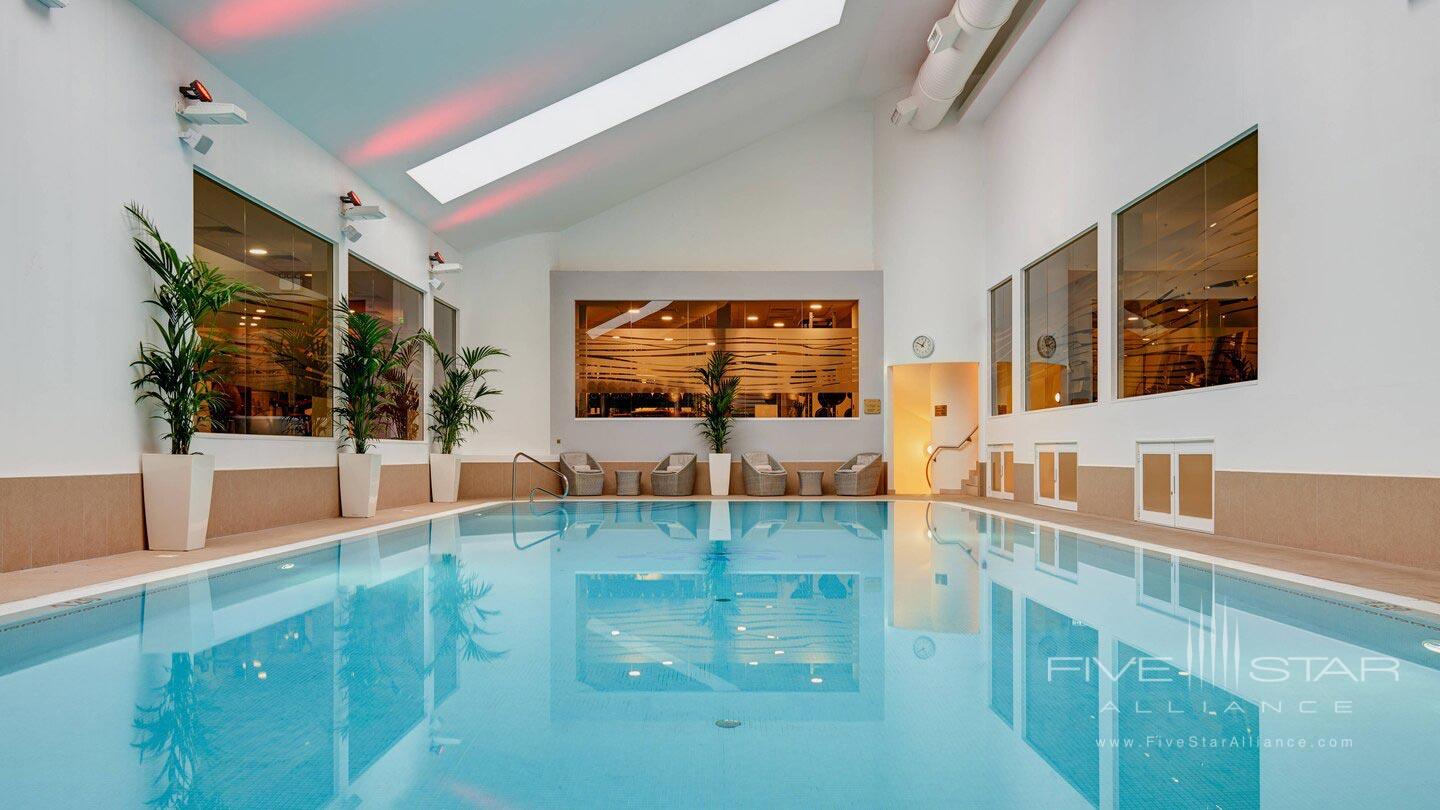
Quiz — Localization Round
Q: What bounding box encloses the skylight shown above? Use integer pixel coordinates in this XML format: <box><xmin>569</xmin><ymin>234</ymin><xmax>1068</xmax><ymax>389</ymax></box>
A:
<box><xmin>407</xmin><ymin>0</ymin><xmax>848</xmax><ymax>204</ymax></box>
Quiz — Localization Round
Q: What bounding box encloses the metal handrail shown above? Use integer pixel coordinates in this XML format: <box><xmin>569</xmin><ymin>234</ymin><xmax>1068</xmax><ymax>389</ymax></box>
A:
<box><xmin>925</xmin><ymin>502</ymin><xmax>978</xmax><ymax>563</ymax></box>
<box><xmin>925</xmin><ymin>425</ymin><xmax>980</xmax><ymax>491</ymax></box>
<box><xmin>512</xmin><ymin>500</ymin><xmax>571</xmax><ymax>550</ymax></box>
<box><xmin>511</xmin><ymin>451</ymin><xmax>570</xmax><ymax>502</ymax></box>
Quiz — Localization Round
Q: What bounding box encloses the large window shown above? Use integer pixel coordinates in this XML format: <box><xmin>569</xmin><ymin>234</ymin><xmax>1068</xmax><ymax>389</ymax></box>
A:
<box><xmin>1024</xmin><ymin>229</ymin><xmax>1097</xmax><ymax>410</ymax></box>
<box><xmin>989</xmin><ymin>281</ymin><xmax>1013</xmax><ymax>415</ymax></box>
<box><xmin>575</xmin><ymin>300</ymin><xmax>859</xmax><ymax>418</ymax></box>
<box><xmin>1117</xmin><ymin>132</ymin><xmax>1258</xmax><ymax>398</ymax></box>
<box><xmin>433</xmin><ymin>299</ymin><xmax>457</xmax><ymax>380</ymax></box>
<box><xmin>348</xmin><ymin>255</ymin><xmax>425</xmax><ymax>440</ymax></box>
<box><xmin>194</xmin><ymin>173</ymin><xmax>333</xmax><ymax>437</ymax></box>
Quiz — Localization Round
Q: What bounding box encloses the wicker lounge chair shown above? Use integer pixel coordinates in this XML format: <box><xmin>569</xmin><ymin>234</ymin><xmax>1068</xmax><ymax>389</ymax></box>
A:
<box><xmin>742</xmin><ymin>452</ymin><xmax>788</xmax><ymax>496</ymax></box>
<box><xmin>560</xmin><ymin>451</ymin><xmax>605</xmax><ymax>496</ymax></box>
<box><xmin>834</xmin><ymin>453</ymin><xmax>882</xmax><ymax>496</ymax></box>
<box><xmin>650</xmin><ymin>453</ymin><xmax>696</xmax><ymax>497</ymax></box>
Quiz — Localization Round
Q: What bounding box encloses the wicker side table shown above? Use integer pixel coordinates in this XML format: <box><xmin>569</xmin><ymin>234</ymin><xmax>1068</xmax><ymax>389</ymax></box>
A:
<box><xmin>616</xmin><ymin>469</ymin><xmax>641</xmax><ymax>496</ymax></box>
<box><xmin>798</xmin><ymin>469</ymin><xmax>823</xmax><ymax>496</ymax></box>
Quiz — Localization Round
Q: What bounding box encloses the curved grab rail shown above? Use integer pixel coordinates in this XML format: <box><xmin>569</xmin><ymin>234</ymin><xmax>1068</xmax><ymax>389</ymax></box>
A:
<box><xmin>924</xmin><ymin>425</ymin><xmax>980</xmax><ymax>491</ymax></box>
<box><xmin>511</xmin><ymin>451</ymin><xmax>570</xmax><ymax>502</ymax></box>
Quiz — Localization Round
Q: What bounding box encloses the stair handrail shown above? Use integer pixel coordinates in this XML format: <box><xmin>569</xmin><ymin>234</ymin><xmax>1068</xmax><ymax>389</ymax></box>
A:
<box><xmin>925</xmin><ymin>425</ymin><xmax>980</xmax><ymax>492</ymax></box>
<box><xmin>511</xmin><ymin>451</ymin><xmax>570</xmax><ymax>502</ymax></box>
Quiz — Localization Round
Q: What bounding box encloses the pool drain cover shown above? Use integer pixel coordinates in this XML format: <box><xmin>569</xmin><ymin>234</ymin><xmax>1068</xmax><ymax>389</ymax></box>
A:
<box><xmin>715</xmin><ymin>719</ymin><xmax>742</xmax><ymax>729</ymax></box>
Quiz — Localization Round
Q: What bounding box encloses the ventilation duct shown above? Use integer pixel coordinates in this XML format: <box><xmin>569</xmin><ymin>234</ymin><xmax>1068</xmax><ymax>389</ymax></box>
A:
<box><xmin>891</xmin><ymin>0</ymin><xmax>1020</xmax><ymax>131</ymax></box>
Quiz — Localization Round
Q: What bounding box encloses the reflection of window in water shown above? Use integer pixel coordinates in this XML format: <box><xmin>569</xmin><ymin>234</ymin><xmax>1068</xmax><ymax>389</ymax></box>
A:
<box><xmin>575</xmin><ymin>572</ymin><xmax>861</xmax><ymax>692</ymax></box>
<box><xmin>1115</xmin><ymin>643</ymin><xmax>1259</xmax><ymax>810</ymax></box>
<box><xmin>989</xmin><ymin>583</ymin><xmax>1015</xmax><ymax>726</ymax></box>
<box><xmin>1024</xmin><ymin>599</ymin><xmax>1100</xmax><ymax>806</ymax></box>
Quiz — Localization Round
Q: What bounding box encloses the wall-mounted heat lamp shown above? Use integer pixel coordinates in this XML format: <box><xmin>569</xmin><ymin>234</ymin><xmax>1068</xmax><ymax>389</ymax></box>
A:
<box><xmin>340</xmin><ymin>191</ymin><xmax>386</xmax><ymax>221</ymax></box>
<box><xmin>429</xmin><ymin>251</ymin><xmax>462</xmax><ymax>273</ymax></box>
<box><xmin>176</xmin><ymin>79</ymin><xmax>248</xmax><ymax>125</ymax></box>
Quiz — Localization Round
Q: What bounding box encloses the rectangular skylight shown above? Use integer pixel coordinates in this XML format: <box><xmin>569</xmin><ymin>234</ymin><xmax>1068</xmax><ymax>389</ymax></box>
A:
<box><xmin>407</xmin><ymin>0</ymin><xmax>847</xmax><ymax>204</ymax></box>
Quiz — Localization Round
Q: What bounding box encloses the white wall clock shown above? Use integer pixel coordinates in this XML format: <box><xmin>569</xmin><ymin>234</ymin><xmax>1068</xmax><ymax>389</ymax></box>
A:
<box><xmin>912</xmin><ymin>335</ymin><xmax>935</xmax><ymax>359</ymax></box>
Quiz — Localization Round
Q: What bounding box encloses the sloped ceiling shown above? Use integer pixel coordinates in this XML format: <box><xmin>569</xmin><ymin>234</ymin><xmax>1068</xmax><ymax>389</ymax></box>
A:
<box><xmin>130</xmin><ymin>0</ymin><xmax>953</xmax><ymax>249</ymax></box>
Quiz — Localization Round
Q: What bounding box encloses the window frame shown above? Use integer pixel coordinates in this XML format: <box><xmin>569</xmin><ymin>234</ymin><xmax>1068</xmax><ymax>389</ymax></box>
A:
<box><xmin>572</xmin><ymin>298</ymin><xmax>862</xmax><ymax>421</ymax></box>
<box><xmin>1021</xmin><ymin>226</ymin><xmax>1099</xmax><ymax>413</ymax></box>
<box><xmin>987</xmin><ymin>278</ymin><xmax>1015</xmax><ymax>418</ymax></box>
<box><xmin>191</xmin><ymin>168</ymin><xmax>339</xmax><ymax>442</ymax></box>
<box><xmin>1111</xmin><ymin>127</ymin><xmax>1259</xmax><ymax>402</ymax></box>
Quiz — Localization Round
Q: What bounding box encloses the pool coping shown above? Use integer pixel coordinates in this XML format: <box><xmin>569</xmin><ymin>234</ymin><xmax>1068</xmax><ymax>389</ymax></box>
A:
<box><xmin>2</xmin><ymin>496</ymin><xmax>1438</xmax><ymax>622</ymax></box>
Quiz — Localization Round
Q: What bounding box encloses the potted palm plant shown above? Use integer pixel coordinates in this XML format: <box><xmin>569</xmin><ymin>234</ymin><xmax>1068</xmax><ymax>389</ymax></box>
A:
<box><xmin>694</xmin><ymin>350</ymin><xmax>740</xmax><ymax>496</ymax></box>
<box><xmin>334</xmin><ymin>298</ymin><xmax>421</xmax><ymax>517</ymax></box>
<box><xmin>425</xmin><ymin>341</ymin><xmax>507</xmax><ymax>502</ymax></box>
<box><xmin>129</xmin><ymin>204</ymin><xmax>255</xmax><ymax>551</ymax></box>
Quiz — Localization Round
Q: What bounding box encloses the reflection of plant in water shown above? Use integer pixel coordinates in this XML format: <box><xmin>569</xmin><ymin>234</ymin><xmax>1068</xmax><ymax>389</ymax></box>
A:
<box><xmin>697</xmin><ymin>542</ymin><xmax>738</xmax><ymax>647</ymax></box>
<box><xmin>133</xmin><ymin>652</ymin><xmax>214</xmax><ymax>810</ymax></box>
<box><xmin>430</xmin><ymin>554</ymin><xmax>506</xmax><ymax>663</ymax></box>
<box><xmin>377</xmin><ymin>339</ymin><xmax>422</xmax><ymax>440</ymax></box>
<box><xmin>340</xmin><ymin>584</ymin><xmax>421</xmax><ymax>696</ymax></box>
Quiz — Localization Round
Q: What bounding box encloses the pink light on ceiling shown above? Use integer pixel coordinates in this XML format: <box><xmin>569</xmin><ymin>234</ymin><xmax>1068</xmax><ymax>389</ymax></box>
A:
<box><xmin>346</xmin><ymin>79</ymin><xmax>531</xmax><ymax>165</ymax></box>
<box><xmin>185</xmin><ymin>0</ymin><xmax>379</xmax><ymax>48</ymax></box>
<box><xmin>432</xmin><ymin>160</ymin><xmax>585</xmax><ymax>231</ymax></box>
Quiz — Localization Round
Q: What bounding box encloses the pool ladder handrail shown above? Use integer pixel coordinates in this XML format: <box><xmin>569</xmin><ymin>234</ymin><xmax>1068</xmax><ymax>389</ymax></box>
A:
<box><xmin>511</xmin><ymin>451</ymin><xmax>569</xmax><ymax>502</ymax></box>
<box><xmin>925</xmin><ymin>425</ymin><xmax>980</xmax><ymax>491</ymax></box>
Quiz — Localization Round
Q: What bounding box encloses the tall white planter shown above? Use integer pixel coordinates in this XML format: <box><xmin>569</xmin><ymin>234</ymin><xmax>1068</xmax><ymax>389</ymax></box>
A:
<box><xmin>708</xmin><ymin>452</ymin><xmax>732</xmax><ymax>496</ymax></box>
<box><xmin>339</xmin><ymin>452</ymin><xmax>382</xmax><ymax>518</ymax></box>
<box><xmin>430</xmin><ymin>453</ymin><xmax>462</xmax><ymax>503</ymax></box>
<box><xmin>141</xmin><ymin>453</ymin><xmax>215</xmax><ymax>551</ymax></box>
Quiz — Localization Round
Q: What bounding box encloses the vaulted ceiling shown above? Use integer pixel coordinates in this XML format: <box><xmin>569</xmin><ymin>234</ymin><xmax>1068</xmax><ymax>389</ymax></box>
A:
<box><xmin>131</xmin><ymin>0</ymin><xmax>954</xmax><ymax>249</ymax></box>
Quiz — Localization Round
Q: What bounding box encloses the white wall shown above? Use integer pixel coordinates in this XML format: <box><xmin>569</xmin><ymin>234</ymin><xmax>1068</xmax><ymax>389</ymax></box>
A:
<box><xmin>556</xmin><ymin>101</ymin><xmax>874</xmax><ymax>272</ymax></box>
<box><xmin>973</xmin><ymin>0</ymin><xmax>1440</xmax><ymax>477</ymax></box>
<box><xmin>455</xmin><ymin>100</ymin><xmax>879</xmax><ymax>461</ymax></box>
<box><xmin>456</xmin><ymin>233</ymin><xmax>557</xmax><ymax>458</ymax></box>
<box><xmin>0</xmin><ymin>0</ymin><xmax>456</xmax><ymax>477</ymax></box>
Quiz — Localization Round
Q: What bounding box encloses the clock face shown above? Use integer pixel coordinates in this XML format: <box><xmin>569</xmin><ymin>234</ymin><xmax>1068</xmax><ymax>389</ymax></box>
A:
<box><xmin>912</xmin><ymin>335</ymin><xmax>934</xmax><ymax>358</ymax></box>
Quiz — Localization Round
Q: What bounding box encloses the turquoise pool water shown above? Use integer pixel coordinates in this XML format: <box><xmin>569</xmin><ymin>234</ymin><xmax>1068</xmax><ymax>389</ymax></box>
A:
<box><xmin>2</xmin><ymin>499</ymin><xmax>1439</xmax><ymax>808</ymax></box>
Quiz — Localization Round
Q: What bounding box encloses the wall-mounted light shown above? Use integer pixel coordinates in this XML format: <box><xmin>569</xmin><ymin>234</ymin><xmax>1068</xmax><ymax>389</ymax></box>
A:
<box><xmin>428</xmin><ymin>251</ymin><xmax>463</xmax><ymax>273</ymax></box>
<box><xmin>176</xmin><ymin>80</ymin><xmax>248</xmax><ymax>125</ymax></box>
<box><xmin>340</xmin><ymin>190</ymin><xmax>386</xmax><ymax>221</ymax></box>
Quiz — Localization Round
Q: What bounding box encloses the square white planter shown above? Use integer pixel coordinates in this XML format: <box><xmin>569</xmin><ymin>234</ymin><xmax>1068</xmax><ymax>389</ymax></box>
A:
<box><xmin>430</xmin><ymin>453</ymin><xmax>462</xmax><ymax>503</ymax></box>
<box><xmin>708</xmin><ymin>453</ymin><xmax>732</xmax><ymax>496</ymax></box>
<box><xmin>141</xmin><ymin>453</ymin><xmax>215</xmax><ymax>551</ymax></box>
<box><xmin>339</xmin><ymin>452</ymin><xmax>382</xmax><ymax>518</ymax></box>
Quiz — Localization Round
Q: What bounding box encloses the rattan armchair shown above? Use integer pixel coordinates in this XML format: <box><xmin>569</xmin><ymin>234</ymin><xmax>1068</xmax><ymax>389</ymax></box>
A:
<box><xmin>560</xmin><ymin>452</ymin><xmax>605</xmax><ymax>496</ymax></box>
<box><xmin>834</xmin><ymin>453</ymin><xmax>882</xmax><ymax>496</ymax></box>
<box><xmin>650</xmin><ymin>453</ymin><xmax>696</xmax><ymax>497</ymax></box>
<box><xmin>742</xmin><ymin>452</ymin><xmax>788</xmax><ymax>496</ymax></box>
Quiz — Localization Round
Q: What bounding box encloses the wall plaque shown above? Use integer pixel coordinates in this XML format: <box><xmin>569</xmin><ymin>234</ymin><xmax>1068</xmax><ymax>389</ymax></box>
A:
<box><xmin>863</xmin><ymin>399</ymin><xmax>882</xmax><ymax>415</ymax></box>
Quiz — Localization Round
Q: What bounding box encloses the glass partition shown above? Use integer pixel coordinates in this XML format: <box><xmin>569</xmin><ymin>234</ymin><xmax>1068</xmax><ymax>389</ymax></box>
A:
<box><xmin>1118</xmin><ymin>132</ymin><xmax>1258</xmax><ymax>397</ymax></box>
<box><xmin>574</xmin><ymin>300</ymin><xmax>859</xmax><ymax>418</ymax></box>
<box><xmin>348</xmin><ymin>255</ymin><xmax>424</xmax><ymax>440</ymax></box>
<box><xmin>989</xmin><ymin>280</ymin><xmax>1013</xmax><ymax>415</ymax></box>
<box><xmin>193</xmin><ymin>173</ymin><xmax>333</xmax><ymax>437</ymax></box>
<box><xmin>1024</xmin><ymin>229</ymin><xmax>1097</xmax><ymax>409</ymax></box>
<box><xmin>433</xmin><ymin>298</ymin><xmax>457</xmax><ymax>384</ymax></box>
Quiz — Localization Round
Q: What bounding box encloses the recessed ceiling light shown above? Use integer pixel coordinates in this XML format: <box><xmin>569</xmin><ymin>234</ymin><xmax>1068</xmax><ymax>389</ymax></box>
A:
<box><xmin>1127</xmin><ymin>316</ymin><xmax>1139</xmax><ymax>322</ymax></box>
<box><xmin>248</xmin><ymin>247</ymin><xmax>268</xmax><ymax>256</ymax></box>
<box><xmin>1177</xmin><ymin>307</ymin><xmax>1190</xmax><ymax>313</ymax></box>
<box><xmin>706</xmin><ymin>341</ymin><xmax>717</xmax><ymax>346</ymax></box>
<box><xmin>773</xmin><ymin>321</ymin><xmax>785</xmax><ymax>327</ymax></box>
<box><xmin>628</xmin><ymin>308</ymin><xmax>640</xmax><ymax>314</ymax></box>
<box><xmin>664</xmin><ymin>337</ymin><xmax>674</xmax><ymax>341</ymax></box>
<box><xmin>660</xmin><ymin>314</ymin><xmax>674</xmax><ymax>321</ymax></box>
<box><xmin>407</xmin><ymin>0</ymin><xmax>848</xmax><ymax>203</ymax></box>
<box><xmin>746</xmin><ymin>315</ymin><xmax>759</xmax><ymax>322</ymax></box>
<box><xmin>809</xmin><ymin>303</ymin><xmax>822</xmax><ymax>310</ymax></box>
<box><xmin>255</xmin><ymin>308</ymin><xmax>266</xmax><ymax>314</ymax></box>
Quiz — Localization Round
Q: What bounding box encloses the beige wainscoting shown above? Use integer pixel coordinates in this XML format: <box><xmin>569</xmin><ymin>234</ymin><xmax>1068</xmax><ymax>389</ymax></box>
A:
<box><xmin>0</xmin><ymin>473</ymin><xmax>145</xmax><ymax>572</ymax></box>
<box><xmin>1077</xmin><ymin>465</ymin><xmax>1134</xmax><ymax>521</ymax></box>
<box><xmin>0</xmin><ymin>464</ymin><xmax>437</xmax><ymax>573</ymax></box>
<box><xmin>1215</xmin><ymin>471</ymin><xmax>1440</xmax><ymax>570</ymax></box>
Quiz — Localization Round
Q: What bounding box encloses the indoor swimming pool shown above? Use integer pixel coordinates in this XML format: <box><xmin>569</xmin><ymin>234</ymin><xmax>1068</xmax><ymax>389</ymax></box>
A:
<box><xmin>2</xmin><ymin>500</ymin><xmax>1438</xmax><ymax>808</ymax></box>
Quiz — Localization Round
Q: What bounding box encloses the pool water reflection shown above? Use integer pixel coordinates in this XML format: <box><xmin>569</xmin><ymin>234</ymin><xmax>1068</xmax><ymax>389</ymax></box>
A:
<box><xmin>1</xmin><ymin>500</ymin><xmax>1438</xmax><ymax>808</ymax></box>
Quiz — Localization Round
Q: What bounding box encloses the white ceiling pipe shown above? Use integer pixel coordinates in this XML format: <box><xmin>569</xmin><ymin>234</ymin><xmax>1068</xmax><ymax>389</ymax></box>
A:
<box><xmin>892</xmin><ymin>0</ymin><xmax>1019</xmax><ymax>131</ymax></box>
